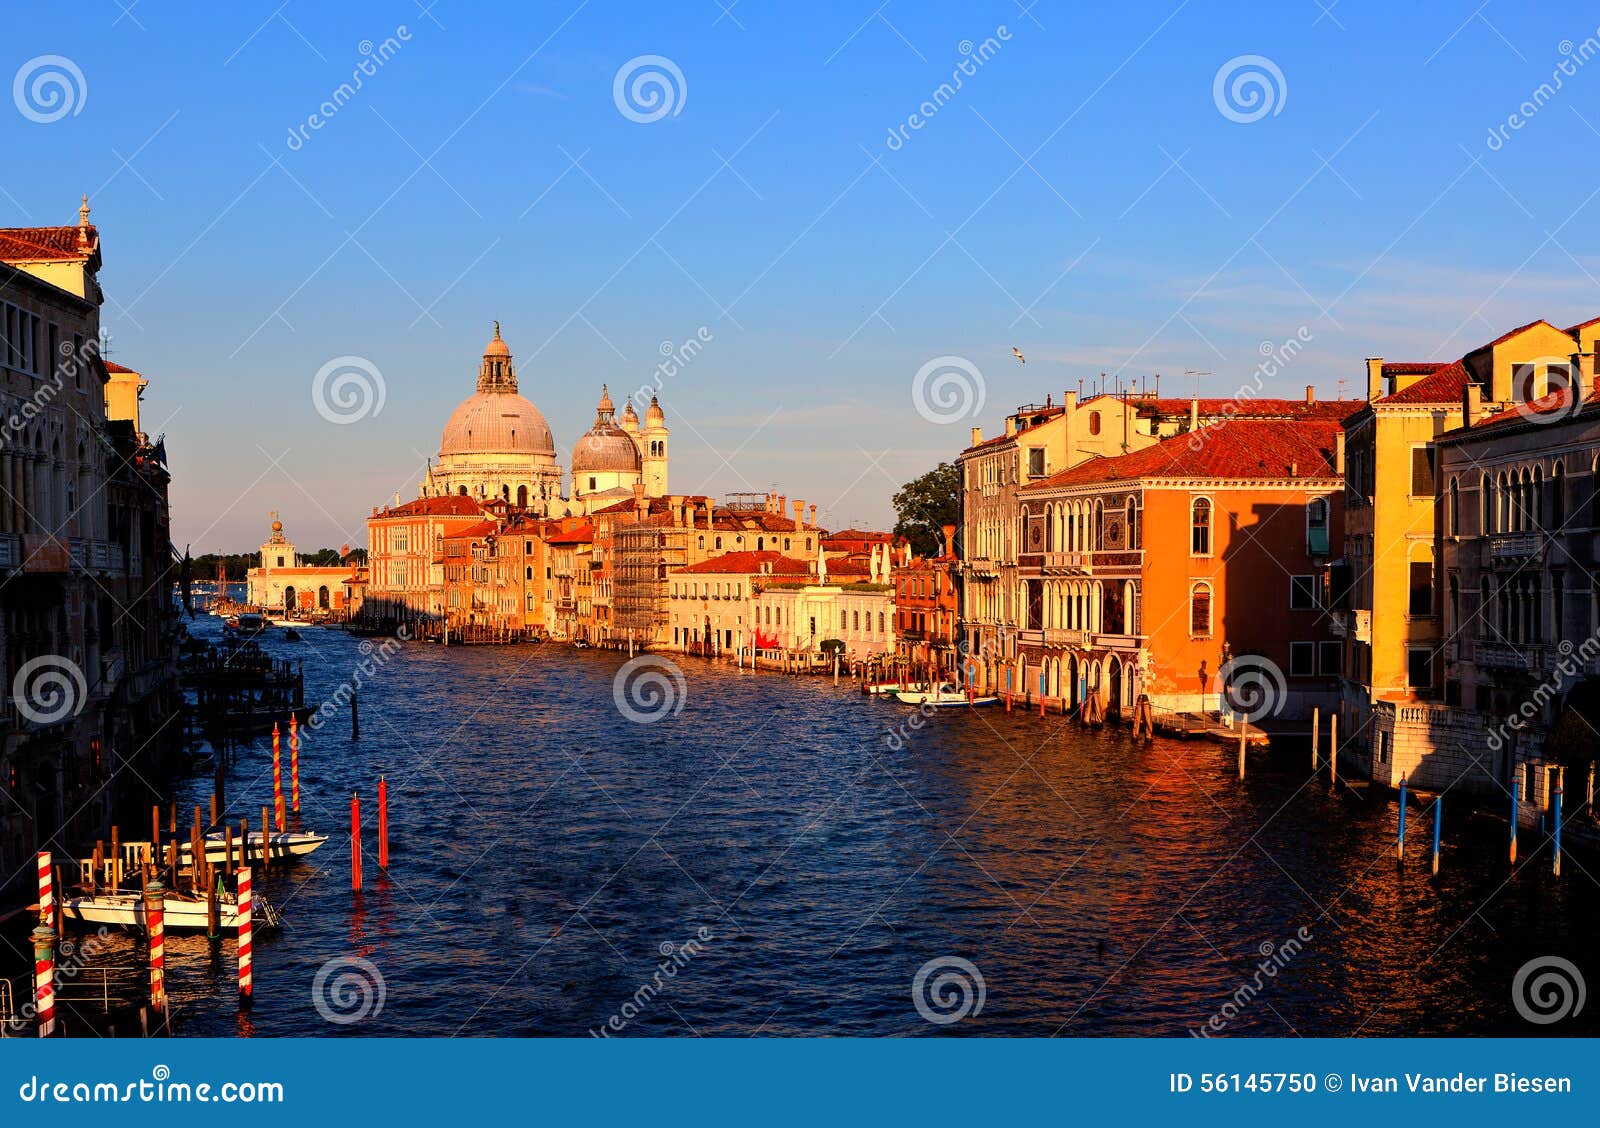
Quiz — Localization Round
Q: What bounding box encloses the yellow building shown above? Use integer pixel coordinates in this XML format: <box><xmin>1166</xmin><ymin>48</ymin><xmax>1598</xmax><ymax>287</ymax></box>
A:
<box><xmin>1337</xmin><ymin>318</ymin><xmax>1592</xmax><ymax>785</ymax></box>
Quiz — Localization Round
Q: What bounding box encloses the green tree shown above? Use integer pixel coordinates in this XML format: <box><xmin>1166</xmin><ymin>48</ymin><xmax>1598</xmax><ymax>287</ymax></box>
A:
<box><xmin>892</xmin><ymin>461</ymin><xmax>961</xmax><ymax>557</ymax></box>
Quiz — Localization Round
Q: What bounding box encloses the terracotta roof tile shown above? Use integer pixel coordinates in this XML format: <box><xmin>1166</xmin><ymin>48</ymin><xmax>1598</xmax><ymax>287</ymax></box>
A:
<box><xmin>677</xmin><ymin>551</ymin><xmax>806</xmax><ymax>575</ymax></box>
<box><xmin>1377</xmin><ymin>360</ymin><xmax>1473</xmax><ymax>405</ymax></box>
<box><xmin>0</xmin><ymin>225</ymin><xmax>97</xmax><ymax>262</ymax></box>
<box><xmin>376</xmin><ymin>495</ymin><xmax>485</xmax><ymax>518</ymax></box>
<box><xmin>1021</xmin><ymin>419</ymin><xmax>1340</xmax><ymax>490</ymax></box>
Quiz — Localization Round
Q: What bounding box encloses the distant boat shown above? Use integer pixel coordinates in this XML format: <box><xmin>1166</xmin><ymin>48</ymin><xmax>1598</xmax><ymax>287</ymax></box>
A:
<box><xmin>895</xmin><ymin>683</ymin><xmax>999</xmax><ymax>708</ymax></box>
<box><xmin>283</xmin><ymin>628</ymin><xmax>301</xmax><ymax>641</ymax></box>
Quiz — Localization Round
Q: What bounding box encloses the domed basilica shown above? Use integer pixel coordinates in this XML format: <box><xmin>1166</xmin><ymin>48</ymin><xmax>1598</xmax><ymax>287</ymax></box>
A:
<box><xmin>420</xmin><ymin>325</ymin><xmax>669</xmax><ymax>516</ymax></box>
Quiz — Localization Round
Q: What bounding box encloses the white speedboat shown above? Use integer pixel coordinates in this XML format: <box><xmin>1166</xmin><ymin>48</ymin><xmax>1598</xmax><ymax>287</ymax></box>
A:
<box><xmin>183</xmin><ymin>830</ymin><xmax>327</xmax><ymax>865</ymax></box>
<box><xmin>59</xmin><ymin>889</ymin><xmax>273</xmax><ymax>933</ymax></box>
<box><xmin>896</xmin><ymin>682</ymin><xmax>1000</xmax><ymax>707</ymax></box>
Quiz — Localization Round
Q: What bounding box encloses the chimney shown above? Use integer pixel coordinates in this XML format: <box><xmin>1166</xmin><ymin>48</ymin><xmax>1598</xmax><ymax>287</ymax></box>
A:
<box><xmin>1305</xmin><ymin>384</ymin><xmax>1315</xmax><ymax>405</ymax></box>
<box><xmin>1188</xmin><ymin>398</ymin><xmax>1199</xmax><ymax>432</ymax></box>
<box><xmin>792</xmin><ymin>499</ymin><xmax>804</xmax><ymax>528</ymax></box>
<box><xmin>1005</xmin><ymin>414</ymin><xmax>1018</xmax><ymax>438</ymax></box>
<box><xmin>669</xmin><ymin>494</ymin><xmax>685</xmax><ymax>527</ymax></box>
<box><xmin>777</xmin><ymin>495</ymin><xmax>787</xmax><ymax>522</ymax></box>
<box><xmin>941</xmin><ymin>523</ymin><xmax>956</xmax><ymax>557</ymax></box>
<box><xmin>970</xmin><ymin>426</ymin><xmax>982</xmax><ymax>446</ymax></box>
<box><xmin>1572</xmin><ymin>351</ymin><xmax>1595</xmax><ymax>404</ymax></box>
<box><xmin>1463</xmin><ymin>381</ymin><xmax>1482</xmax><ymax>423</ymax></box>
<box><xmin>1366</xmin><ymin>357</ymin><xmax>1383</xmax><ymax>401</ymax></box>
<box><xmin>808</xmin><ymin>503</ymin><xmax>816</xmax><ymax>528</ymax></box>
<box><xmin>1334</xmin><ymin>431</ymin><xmax>1345</xmax><ymax>475</ymax></box>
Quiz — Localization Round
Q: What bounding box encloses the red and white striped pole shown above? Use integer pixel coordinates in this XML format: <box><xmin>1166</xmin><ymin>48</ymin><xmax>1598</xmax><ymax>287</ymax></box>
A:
<box><xmin>144</xmin><ymin>879</ymin><xmax>167</xmax><ymax>1018</ymax></box>
<box><xmin>272</xmin><ymin>723</ymin><xmax>286</xmax><ymax>832</ymax></box>
<box><xmin>237</xmin><ymin>866</ymin><xmax>253</xmax><ymax>1010</ymax></box>
<box><xmin>31</xmin><ymin>925</ymin><xmax>55</xmax><ymax>1037</ymax></box>
<box><xmin>351</xmin><ymin>792</ymin><xmax>363</xmax><ymax>892</ymax></box>
<box><xmin>37</xmin><ymin>850</ymin><xmax>53</xmax><ymax>932</ymax></box>
<box><xmin>290</xmin><ymin>713</ymin><xmax>300</xmax><ymax>813</ymax></box>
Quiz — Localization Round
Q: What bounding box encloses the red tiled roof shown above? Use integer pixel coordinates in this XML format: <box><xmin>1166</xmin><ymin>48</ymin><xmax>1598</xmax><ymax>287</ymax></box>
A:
<box><xmin>677</xmin><ymin>551</ymin><xmax>807</xmax><ymax>575</ymax></box>
<box><xmin>104</xmin><ymin>361</ymin><xmax>136</xmax><ymax>373</ymax></box>
<box><xmin>444</xmin><ymin>520</ymin><xmax>498</xmax><ymax>540</ymax></box>
<box><xmin>1377</xmin><ymin>360</ymin><xmax>1474</xmax><ymax>405</ymax></box>
<box><xmin>0</xmin><ymin>225</ymin><xmax>97</xmax><ymax>262</ymax></box>
<box><xmin>376</xmin><ymin>495</ymin><xmax>485</xmax><ymax>518</ymax></box>
<box><xmin>1135</xmin><ymin>397</ymin><xmax>1365</xmax><ymax>422</ymax></box>
<box><xmin>1459</xmin><ymin>384</ymin><xmax>1600</xmax><ymax>432</ymax></box>
<box><xmin>1022</xmin><ymin>419</ymin><xmax>1341</xmax><ymax>490</ymax></box>
<box><xmin>546</xmin><ymin>523</ymin><xmax>594</xmax><ymax>545</ymax></box>
<box><xmin>1380</xmin><ymin>362</ymin><xmax>1447</xmax><ymax>376</ymax></box>
<box><xmin>823</xmin><ymin>529</ymin><xmax>894</xmax><ymax>544</ymax></box>
<box><xmin>1565</xmin><ymin>315</ymin><xmax>1600</xmax><ymax>333</ymax></box>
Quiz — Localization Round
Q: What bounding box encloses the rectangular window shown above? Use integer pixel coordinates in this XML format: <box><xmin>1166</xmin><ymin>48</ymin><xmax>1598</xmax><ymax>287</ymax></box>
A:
<box><xmin>1027</xmin><ymin>447</ymin><xmax>1045</xmax><ymax>477</ymax></box>
<box><xmin>1290</xmin><ymin>575</ymin><xmax>1317</xmax><ymax>610</ymax></box>
<box><xmin>1189</xmin><ymin>585</ymin><xmax>1212</xmax><ymax>638</ymax></box>
<box><xmin>1289</xmin><ymin>641</ymin><xmax>1315</xmax><ymax>677</ymax></box>
<box><xmin>1408</xmin><ymin>561</ymin><xmax>1432</xmax><ymax>616</ymax></box>
<box><xmin>1318</xmin><ymin>640</ymin><xmax>1342</xmax><ymax>675</ymax></box>
<box><xmin>1410</xmin><ymin>446</ymin><xmax>1435</xmax><ymax>497</ymax></box>
<box><xmin>1406</xmin><ymin>647</ymin><xmax>1432</xmax><ymax>690</ymax></box>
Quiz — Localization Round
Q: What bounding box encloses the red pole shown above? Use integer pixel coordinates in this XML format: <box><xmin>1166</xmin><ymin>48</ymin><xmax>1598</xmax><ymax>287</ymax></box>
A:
<box><xmin>237</xmin><ymin>866</ymin><xmax>253</xmax><ymax>1009</ymax></box>
<box><xmin>377</xmin><ymin>776</ymin><xmax>389</xmax><ymax>870</ymax></box>
<box><xmin>290</xmin><ymin>713</ymin><xmax>300</xmax><ymax>814</ymax></box>
<box><xmin>351</xmin><ymin>792</ymin><xmax>363</xmax><ymax>892</ymax></box>
<box><xmin>272</xmin><ymin>723</ymin><xmax>285</xmax><ymax>832</ymax></box>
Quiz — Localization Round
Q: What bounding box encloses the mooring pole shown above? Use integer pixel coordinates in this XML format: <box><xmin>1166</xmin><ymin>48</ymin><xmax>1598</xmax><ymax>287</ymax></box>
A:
<box><xmin>1432</xmin><ymin>796</ymin><xmax>1442</xmax><ymax>875</ymax></box>
<box><xmin>1510</xmin><ymin>776</ymin><xmax>1520</xmax><ymax>866</ymax></box>
<box><xmin>36</xmin><ymin>851</ymin><xmax>53</xmax><ymax>933</ymax></box>
<box><xmin>237</xmin><ymin>866</ymin><xmax>253</xmax><ymax>1010</ymax></box>
<box><xmin>1397</xmin><ymin>776</ymin><xmax>1408</xmax><ymax>861</ymax></box>
<box><xmin>144</xmin><ymin>879</ymin><xmax>167</xmax><ymax>1022</ymax></box>
<box><xmin>1238</xmin><ymin>726</ymin><xmax>1247</xmax><ymax>781</ymax></box>
<box><xmin>1553</xmin><ymin>784</ymin><xmax>1563</xmax><ymax>877</ymax></box>
<box><xmin>290</xmin><ymin>712</ymin><xmax>301</xmax><ymax>813</ymax></box>
<box><xmin>378</xmin><ymin>776</ymin><xmax>389</xmax><ymax>870</ymax></box>
<box><xmin>1310</xmin><ymin>707</ymin><xmax>1319</xmax><ymax>773</ymax></box>
<box><xmin>32</xmin><ymin>925</ymin><xmax>56</xmax><ymax>1037</ymax></box>
<box><xmin>351</xmin><ymin>792</ymin><xmax>363</xmax><ymax>892</ymax></box>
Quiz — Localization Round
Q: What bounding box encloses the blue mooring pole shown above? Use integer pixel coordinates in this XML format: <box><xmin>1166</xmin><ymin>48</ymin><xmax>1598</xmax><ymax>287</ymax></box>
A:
<box><xmin>1397</xmin><ymin>776</ymin><xmax>1408</xmax><ymax>861</ymax></box>
<box><xmin>1553</xmin><ymin>786</ymin><xmax>1563</xmax><ymax>877</ymax></box>
<box><xmin>1431</xmin><ymin>796</ymin><xmax>1442</xmax><ymax>875</ymax></box>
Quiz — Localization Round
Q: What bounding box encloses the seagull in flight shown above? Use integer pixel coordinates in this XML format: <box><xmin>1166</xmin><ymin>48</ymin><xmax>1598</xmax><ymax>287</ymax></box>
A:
<box><xmin>1012</xmin><ymin>346</ymin><xmax>1026</xmax><ymax>364</ymax></box>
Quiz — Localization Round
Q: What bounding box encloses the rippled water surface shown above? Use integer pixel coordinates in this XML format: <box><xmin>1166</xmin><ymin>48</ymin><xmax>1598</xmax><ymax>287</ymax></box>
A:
<box><xmin>69</xmin><ymin>620</ymin><xmax>1600</xmax><ymax>1035</ymax></box>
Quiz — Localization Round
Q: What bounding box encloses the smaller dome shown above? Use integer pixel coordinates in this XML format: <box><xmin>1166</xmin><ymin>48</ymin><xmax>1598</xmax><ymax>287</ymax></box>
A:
<box><xmin>597</xmin><ymin>383</ymin><xmax>614</xmax><ymax>415</ymax></box>
<box><xmin>620</xmin><ymin>401</ymin><xmax>639</xmax><ymax>432</ymax></box>
<box><xmin>573</xmin><ymin>425</ymin><xmax>642</xmax><ymax>475</ymax></box>
<box><xmin>644</xmin><ymin>395</ymin><xmax>665</xmax><ymax>426</ymax></box>
<box><xmin>484</xmin><ymin>321</ymin><xmax>510</xmax><ymax>357</ymax></box>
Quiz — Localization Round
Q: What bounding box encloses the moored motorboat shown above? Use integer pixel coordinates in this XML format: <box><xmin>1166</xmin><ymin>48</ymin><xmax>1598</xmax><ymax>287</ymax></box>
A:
<box><xmin>59</xmin><ymin>889</ymin><xmax>276</xmax><ymax>933</ymax></box>
<box><xmin>895</xmin><ymin>682</ymin><xmax>1000</xmax><ymax>707</ymax></box>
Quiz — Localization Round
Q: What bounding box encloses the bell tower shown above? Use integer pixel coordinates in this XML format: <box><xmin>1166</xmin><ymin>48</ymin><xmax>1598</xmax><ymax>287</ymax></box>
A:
<box><xmin>641</xmin><ymin>395</ymin><xmax>669</xmax><ymax>496</ymax></box>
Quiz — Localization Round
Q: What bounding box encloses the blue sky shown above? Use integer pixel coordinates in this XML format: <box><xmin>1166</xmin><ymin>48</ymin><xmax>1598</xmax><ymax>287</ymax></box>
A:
<box><xmin>5</xmin><ymin>1</ymin><xmax>1600</xmax><ymax>551</ymax></box>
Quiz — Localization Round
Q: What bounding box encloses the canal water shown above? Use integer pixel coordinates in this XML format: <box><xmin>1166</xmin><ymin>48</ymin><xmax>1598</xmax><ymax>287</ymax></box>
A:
<box><xmin>42</xmin><ymin>618</ymin><xmax>1600</xmax><ymax>1035</ymax></box>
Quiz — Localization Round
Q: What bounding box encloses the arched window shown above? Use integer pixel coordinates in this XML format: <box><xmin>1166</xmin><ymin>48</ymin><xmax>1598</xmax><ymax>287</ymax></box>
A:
<box><xmin>1190</xmin><ymin>582</ymin><xmax>1213</xmax><ymax>638</ymax></box>
<box><xmin>1190</xmin><ymin>497</ymin><xmax>1212</xmax><ymax>555</ymax></box>
<box><xmin>1448</xmin><ymin>478</ymin><xmax>1460</xmax><ymax>536</ymax></box>
<box><xmin>1126</xmin><ymin>495</ymin><xmax>1142</xmax><ymax>550</ymax></box>
<box><xmin>1307</xmin><ymin>497</ymin><xmax>1330</xmax><ymax>554</ymax></box>
<box><xmin>1089</xmin><ymin>411</ymin><xmax>1102</xmax><ymax>435</ymax></box>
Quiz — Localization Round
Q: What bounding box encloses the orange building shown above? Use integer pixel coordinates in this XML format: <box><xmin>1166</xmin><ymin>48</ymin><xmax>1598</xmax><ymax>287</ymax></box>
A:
<box><xmin>364</xmin><ymin>494</ymin><xmax>488</xmax><ymax>626</ymax></box>
<box><xmin>1014</xmin><ymin>417</ymin><xmax>1347</xmax><ymax>719</ymax></box>
<box><xmin>895</xmin><ymin>525</ymin><xmax>961</xmax><ymax>676</ymax></box>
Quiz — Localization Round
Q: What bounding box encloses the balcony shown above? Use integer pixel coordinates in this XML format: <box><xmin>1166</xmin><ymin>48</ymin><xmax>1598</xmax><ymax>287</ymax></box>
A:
<box><xmin>1488</xmin><ymin>533</ymin><xmax>1543</xmax><ymax>565</ymax></box>
<box><xmin>1043</xmin><ymin>627</ymin><xmax>1089</xmax><ymax>648</ymax></box>
<box><xmin>1474</xmin><ymin>642</ymin><xmax>1537</xmax><ymax>672</ymax></box>
<box><xmin>1043</xmin><ymin>551</ymin><xmax>1092</xmax><ymax>574</ymax></box>
<box><xmin>1093</xmin><ymin>632</ymin><xmax>1146</xmax><ymax>651</ymax></box>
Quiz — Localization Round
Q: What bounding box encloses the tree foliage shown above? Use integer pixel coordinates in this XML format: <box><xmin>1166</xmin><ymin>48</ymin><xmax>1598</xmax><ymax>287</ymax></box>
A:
<box><xmin>892</xmin><ymin>461</ymin><xmax>961</xmax><ymax>557</ymax></box>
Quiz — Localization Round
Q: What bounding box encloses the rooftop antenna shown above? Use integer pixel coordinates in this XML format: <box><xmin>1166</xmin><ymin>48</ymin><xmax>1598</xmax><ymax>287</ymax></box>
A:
<box><xmin>98</xmin><ymin>329</ymin><xmax>113</xmax><ymax>359</ymax></box>
<box><xmin>1184</xmin><ymin>369</ymin><xmax>1212</xmax><ymax>398</ymax></box>
<box><xmin>1154</xmin><ymin>372</ymin><xmax>1161</xmax><ymax>397</ymax></box>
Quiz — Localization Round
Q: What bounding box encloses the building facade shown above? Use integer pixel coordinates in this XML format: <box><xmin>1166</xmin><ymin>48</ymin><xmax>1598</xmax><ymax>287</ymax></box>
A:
<box><xmin>245</xmin><ymin>513</ymin><xmax>357</xmax><ymax>616</ymax></box>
